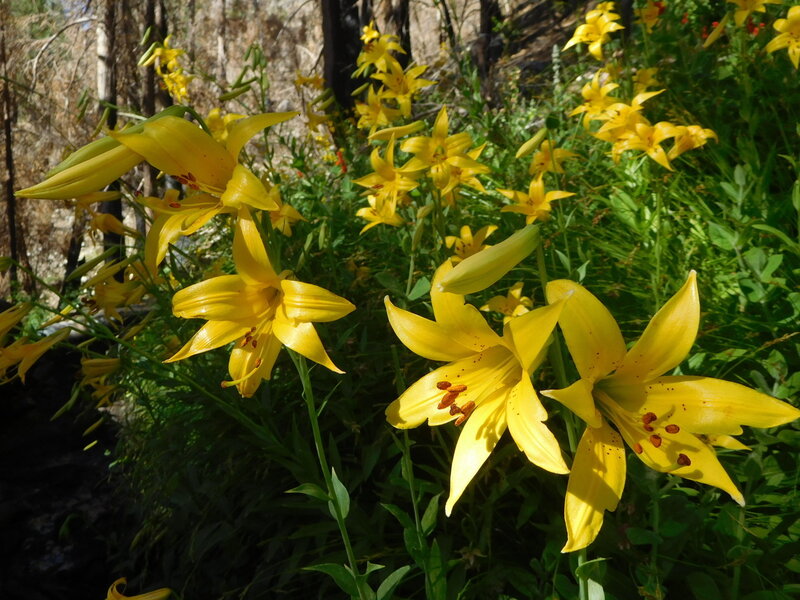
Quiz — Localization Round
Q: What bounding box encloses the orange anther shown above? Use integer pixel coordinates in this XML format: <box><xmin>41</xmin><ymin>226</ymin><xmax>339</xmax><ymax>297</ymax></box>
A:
<box><xmin>677</xmin><ymin>453</ymin><xmax>691</xmax><ymax>466</ymax></box>
<box><xmin>665</xmin><ymin>424</ymin><xmax>680</xmax><ymax>434</ymax></box>
<box><xmin>438</xmin><ymin>391</ymin><xmax>459</xmax><ymax>409</ymax></box>
<box><xmin>449</xmin><ymin>384</ymin><xmax>467</xmax><ymax>393</ymax></box>
<box><xmin>633</xmin><ymin>442</ymin><xmax>643</xmax><ymax>454</ymax></box>
<box><xmin>649</xmin><ymin>434</ymin><xmax>662</xmax><ymax>448</ymax></box>
<box><xmin>642</xmin><ymin>412</ymin><xmax>658</xmax><ymax>425</ymax></box>
<box><xmin>168</xmin><ymin>202</ymin><xmax>182</xmax><ymax>209</ymax></box>
<box><xmin>436</xmin><ymin>381</ymin><xmax>452</xmax><ymax>390</ymax></box>
<box><xmin>449</xmin><ymin>404</ymin><xmax>462</xmax><ymax>415</ymax></box>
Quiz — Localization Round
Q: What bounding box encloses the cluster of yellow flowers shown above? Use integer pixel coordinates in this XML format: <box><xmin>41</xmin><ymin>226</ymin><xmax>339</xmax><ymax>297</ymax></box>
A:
<box><xmin>140</xmin><ymin>35</ymin><xmax>193</xmax><ymax>104</ymax></box>
<box><xmin>0</xmin><ymin>303</ymin><xmax>69</xmax><ymax>383</ymax></box>
<box><xmin>570</xmin><ymin>69</ymin><xmax>717</xmax><ymax>170</ymax></box>
<box><xmin>564</xmin><ymin>2</ymin><xmax>625</xmax><ymax>61</ymax></box>
<box><xmin>353</xmin><ymin>22</ymin><xmax>436</xmax><ymax>132</ymax></box>
<box><xmin>16</xmin><ymin>109</ymin><xmax>353</xmax><ymax>398</ymax></box>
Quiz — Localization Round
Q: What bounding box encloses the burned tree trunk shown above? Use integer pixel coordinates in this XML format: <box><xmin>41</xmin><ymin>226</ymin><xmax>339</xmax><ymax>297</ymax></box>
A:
<box><xmin>1</xmin><ymin>14</ymin><xmax>18</xmax><ymax>288</ymax></box>
<box><xmin>383</xmin><ymin>0</ymin><xmax>411</xmax><ymax>66</ymax></box>
<box><xmin>321</xmin><ymin>0</ymin><xmax>361</xmax><ymax>109</ymax></box>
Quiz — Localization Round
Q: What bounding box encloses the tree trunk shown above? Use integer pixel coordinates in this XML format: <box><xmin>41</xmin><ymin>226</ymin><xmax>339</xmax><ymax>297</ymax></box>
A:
<box><xmin>1</xmin><ymin>11</ymin><xmax>18</xmax><ymax>288</ymax></box>
<box><xmin>475</xmin><ymin>0</ymin><xmax>503</xmax><ymax>105</ymax></box>
<box><xmin>214</xmin><ymin>0</ymin><xmax>227</xmax><ymax>84</ymax></box>
<box><xmin>321</xmin><ymin>0</ymin><xmax>361</xmax><ymax>109</ymax></box>
<box><xmin>96</xmin><ymin>0</ymin><xmax>124</xmax><ymax>272</ymax></box>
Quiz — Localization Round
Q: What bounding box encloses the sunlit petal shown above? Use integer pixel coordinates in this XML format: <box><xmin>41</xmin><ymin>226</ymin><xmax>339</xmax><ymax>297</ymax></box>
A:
<box><xmin>282</xmin><ymin>280</ymin><xmax>355</xmax><ymax>322</ymax></box>
<box><xmin>506</xmin><ymin>375</ymin><xmax>569</xmax><ymax>473</ymax></box>
<box><xmin>221</xmin><ymin>165</ymin><xmax>280</xmax><ymax>211</ymax></box>
<box><xmin>225</xmin><ymin>112</ymin><xmax>298</xmax><ymax>159</ymax></box>
<box><xmin>273</xmin><ymin>307</ymin><xmax>343</xmax><ymax>373</ymax></box>
<box><xmin>233</xmin><ymin>208</ymin><xmax>278</xmax><ymax>285</ymax></box>
<box><xmin>445</xmin><ymin>395</ymin><xmax>508</xmax><ymax>516</ymax></box>
<box><xmin>172</xmin><ymin>275</ymin><xmax>262</xmax><ymax>320</ymax></box>
<box><xmin>505</xmin><ymin>299</ymin><xmax>564</xmax><ymax>374</ymax></box>
<box><xmin>541</xmin><ymin>378</ymin><xmax>602</xmax><ymax>428</ymax></box>
<box><xmin>385</xmin><ymin>296</ymin><xmax>474</xmax><ymax>362</ymax></box>
<box><xmin>613</xmin><ymin>272</ymin><xmax>699</xmax><ymax>383</ymax></box>
<box><xmin>562</xmin><ymin>419</ymin><xmax>626</xmax><ymax>552</ymax></box>
<box><xmin>546</xmin><ymin>279</ymin><xmax>626</xmax><ymax>381</ymax></box>
<box><xmin>166</xmin><ymin>319</ymin><xmax>249</xmax><ymax>362</ymax></box>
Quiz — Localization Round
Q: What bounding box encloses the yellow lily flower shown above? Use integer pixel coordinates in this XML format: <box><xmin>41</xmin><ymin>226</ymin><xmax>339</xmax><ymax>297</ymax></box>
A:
<box><xmin>633</xmin><ymin>67</ymin><xmax>660</xmax><ymax>93</ymax></box>
<box><xmin>352</xmin><ymin>135</ymin><xmax>424</xmax><ymax>203</ymax></box>
<box><xmin>165</xmin><ymin>209</ymin><xmax>354</xmax><ymax>398</ymax></box>
<box><xmin>385</xmin><ymin>260</ymin><xmax>568</xmax><ymax>514</ymax></box>
<box><xmin>528</xmin><ymin>140</ymin><xmax>579</xmax><ymax>178</ymax></box>
<box><xmin>612</xmin><ymin>121</ymin><xmax>679</xmax><ymax>170</ymax></box>
<box><xmin>636</xmin><ymin>0</ymin><xmax>666</xmax><ymax>32</ymax></box>
<box><xmin>569</xmin><ymin>71</ymin><xmax>619</xmax><ymax>128</ymax></box>
<box><xmin>355</xmin><ymin>194</ymin><xmax>405</xmax><ymax>233</ymax></box>
<box><xmin>82</xmin><ymin>260</ymin><xmax>149</xmax><ymax>324</ymax></box>
<box><xmin>0</xmin><ymin>328</ymin><xmax>71</xmax><ymax>384</ymax></box>
<box><xmin>400</xmin><ymin>106</ymin><xmax>487</xmax><ymax>192</ymax></box>
<box><xmin>269</xmin><ymin>192</ymin><xmax>306</xmax><ymax>237</ymax></box>
<box><xmin>542</xmin><ymin>274</ymin><xmax>800</xmax><ymax>552</ymax></box>
<box><xmin>668</xmin><ymin>125</ymin><xmax>718</xmax><ymax>160</ymax></box>
<box><xmin>728</xmin><ymin>0</ymin><xmax>782</xmax><ymax>27</ymax></box>
<box><xmin>371</xmin><ymin>61</ymin><xmax>436</xmax><ymax>117</ymax></box>
<box><xmin>480</xmin><ymin>282</ymin><xmax>533</xmax><ymax>323</ymax></box>
<box><xmin>355</xmin><ymin>86</ymin><xmax>402</xmax><ymax>133</ymax></box>
<box><xmin>564</xmin><ymin>3</ymin><xmax>625</xmax><ymax>60</ymax></box>
<box><xmin>0</xmin><ymin>303</ymin><xmax>32</xmax><ymax>343</ymax></box>
<box><xmin>206</xmin><ymin>108</ymin><xmax>246</xmax><ymax>143</ymax></box>
<box><xmin>445</xmin><ymin>224</ymin><xmax>498</xmax><ymax>264</ymax></box>
<box><xmin>766</xmin><ymin>5</ymin><xmax>800</xmax><ymax>68</ymax></box>
<box><xmin>355</xmin><ymin>32</ymin><xmax>405</xmax><ymax>76</ymax></box>
<box><xmin>498</xmin><ymin>178</ymin><xmax>575</xmax><ymax>224</ymax></box>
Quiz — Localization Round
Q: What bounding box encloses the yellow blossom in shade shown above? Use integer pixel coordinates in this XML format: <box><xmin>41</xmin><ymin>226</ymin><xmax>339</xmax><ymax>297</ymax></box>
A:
<box><xmin>346</xmin><ymin>258</ymin><xmax>371</xmax><ymax>286</ymax></box>
<box><xmin>83</xmin><ymin>260</ymin><xmax>149</xmax><ymax>324</ymax></box>
<box><xmin>295</xmin><ymin>72</ymin><xmax>325</xmax><ymax>89</ymax></box>
<box><xmin>106</xmin><ymin>578</ymin><xmax>171</xmax><ymax>600</ymax></box>
<box><xmin>141</xmin><ymin>35</ymin><xmax>184</xmax><ymax>72</ymax></box>
<box><xmin>767</xmin><ymin>5</ymin><xmax>800</xmax><ymax>67</ymax></box>
<box><xmin>385</xmin><ymin>260</ymin><xmax>569</xmax><ymax>514</ymax></box>
<box><xmin>729</xmin><ymin>0</ymin><xmax>782</xmax><ymax>27</ymax></box>
<box><xmin>480</xmin><ymin>282</ymin><xmax>533</xmax><ymax>323</ymax></box>
<box><xmin>528</xmin><ymin>140</ymin><xmax>579</xmax><ymax>178</ymax></box>
<box><xmin>564</xmin><ymin>3</ymin><xmax>625</xmax><ymax>60</ymax></box>
<box><xmin>371</xmin><ymin>61</ymin><xmax>436</xmax><ymax>117</ymax></box>
<box><xmin>636</xmin><ymin>0</ymin><xmax>666</xmax><ymax>32</ymax></box>
<box><xmin>668</xmin><ymin>125</ymin><xmax>718</xmax><ymax>160</ymax></box>
<box><xmin>0</xmin><ymin>328</ymin><xmax>71</xmax><ymax>383</ymax></box>
<box><xmin>569</xmin><ymin>71</ymin><xmax>620</xmax><ymax>128</ymax></box>
<box><xmin>445</xmin><ymin>224</ymin><xmax>498</xmax><ymax>263</ymax></box>
<box><xmin>633</xmin><ymin>67</ymin><xmax>660</xmax><ymax>93</ymax></box>
<box><xmin>165</xmin><ymin>208</ymin><xmax>354</xmax><ymax>398</ymax></box>
<box><xmin>356</xmin><ymin>195</ymin><xmax>405</xmax><ymax>233</ymax></box>
<box><xmin>159</xmin><ymin>69</ymin><xmax>193</xmax><ymax>103</ymax></box>
<box><xmin>269</xmin><ymin>193</ymin><xmax>306</xmax><ymax>237</ymax></box>
<box><xmin>87</xmin><ymin>212</ymin><xmax>139</xmax><ymax>238</ymax></box>
<box><xmin>441</xmin><ymin>143</ymin><xmax>491</xmax><ymax>202</ymax></box>
<box><xmin>355</xmin><ymin>86</ymin><xmax>402</xmax><ymax>133</ymax></box>
<box><xmin>352</xmin><ymin>135</ymin><xmax>424</xmax><ymax>203</ymax></box>
<box><xmin>355</xmin><ymin>33</ymin><xmax>405</xmax><ymax>76</ymax></box>
<box><xmin>596</xmin><ymin>89</ymin><xmax>663</xmax><ymax>136</ymax></box>
<box><xmin>498</xmin><ymin>178</ymin><xmax>575</xmax><ymax>224</ymax></box>
<box><xmin>542</xmin><ymin>274</ymin><xmax>800</xmax><ymax>552</ymax></box>
<box><xmin>206</xmin><ymin>108</ymin><xmax>246</xmax><ymax>143</ymax></box>
<box><xmin>360</xmin><ymin>21</ymin><xmax>381</xmax><ymax>44</ymax></box>
<box><xmin>612</xmin><ymin>121</ymin><xmax>680</xmax><ymax>170</ymax></box>
<box><xmin>0</xmin><ymin>303</ymin><xmax>32</xmax><ymax>343</ymax></box>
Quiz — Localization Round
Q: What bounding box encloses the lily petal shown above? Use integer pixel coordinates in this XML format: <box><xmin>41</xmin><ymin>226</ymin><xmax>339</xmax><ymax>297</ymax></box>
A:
<box><xmin>613</xmin><ymin>272</ymin><xmax>699</xmax><ymax>383</ymax></box>
<box><xmin>562</xmin><ymin>419</ymin><xmax>626</xmax><ymax>552</ymax></box>
<box><xmin>221</xmin><ymin>165</ymin><xmax>280</xmax><ymax>211</ymax></box>
<box><xmin>505</xmin><ymin>299</ymin><xmax>565</xmax><ymax>374</ymax></box>
<box><xmin>233</xmin><ymin>208</ymin><xmax>278</xmax><ymax>285</ymax></box>
<box><xmin>225</xmin><ymin>112</ymin><xmax>298</xmax><ymax>160</ymax></box>
<box><xmin>166</xmin><ymin>319</ymin><xmax>249</xmax><ymax>362</ymax></box>
<box><xmin>445</xmin><ymin>395</ymin><xmax>508</xmax><ymax>516</ymax></box>
<box><xmin>282</xmin><ymin>280</ymin><xmax>355</xmax><ymax>323</ymax></box>
<box><xmin>605</xmin><ymin>375</ymin><xmax>800</xmax><ymax>434</ymax></box>
<box><xmin>172</xmin><ymin>275</ymin><xmax>263</xmax><ymax>320</ymax></box>
<box><xmin>228</xmin><ymin>330</ymin><xmax>283</xmax><ymax>397</ymax></box>
<box><xmin>385</xmin><ymin>296</ymin><xmax>475</xmax><ymax>362</ymax></box>
<box><xmin>507</xmin><ymin>375</ymin><xmax>569</xmax><ymax>474</ymax></box>
<box><xmin>431</xmin><ymin>261</ymin><xmax>503</xmax><ymax>352</ymax></box>
<box><xmin>439</xmin><ymin>225</ymin><xmax>540</xmax><ymax>295</ymax></box>
<box><xmin>113</xmin><ymin>117</ymin><xmax>235</xmax><ymax>192</ymax></box>
<box><xmin>546</xmin><ymin>279</ymin><xmax>626</xmax><ymax>382</ymax></box>
<box><xmin>273</xmin><ymin>307</ymin><xmax>343</xmax><ymax>374</ymax></box>
<box><xmin>541</xmin><ymin>378</ymin><xmax>602</xmax><ymax>428</ymax></box>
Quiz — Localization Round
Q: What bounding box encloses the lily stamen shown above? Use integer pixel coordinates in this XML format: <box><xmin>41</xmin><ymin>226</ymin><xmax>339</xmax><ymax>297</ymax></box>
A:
<box><xmin>677</xmin><ymin>453</ymin><xmax>691</xmax><ymax>466</ymax></box>
<box><xmin>665</xmin><ymin>424</ymin><xmax>680</xmax><ymax>434</ymax></box>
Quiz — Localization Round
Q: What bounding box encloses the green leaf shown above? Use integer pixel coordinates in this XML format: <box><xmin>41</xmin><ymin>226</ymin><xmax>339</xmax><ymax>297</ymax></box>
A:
<box><xmin>381</xmin><ymin>503</ymin><xmax>415</xmax><ymax>530</ymax></box>
<box><xmin>376</xmin><ymin>565</ymin><xmax>412</xmax><ymax>600</ymax></box>
<box><xmin>687</xmin><ymin>571</ymin><xmax>721</xmax><ymax>600</ymax></box>
<box><xmin>708</xmin><ymin>222</ymin><xmax>736</xmax><ymax>250</ymax></box>
<box><xmin>408</xmin><ymin>276</ymin><xmax>431</xmax><ymax>301</ymax></box>
<box><xmin>587</xmin><ymin>578</ymin><xmax>605</xmax><ymax>600</ymax></box>
<box><xmin>285</xmin><ymin>483</ymin><xmax>330</xmax><ymax>502</ymax></box>
<box><xmin>304</xmin><ymin>563</ymin><xmax>359</xmax><ymax>596</ymax></box>
<box><xmin>421</xmin><ymin>493</ymin><xmax>441</xmax><ymax>536</ymax></box>
<box><xmin>626</xmin><ymin>527</ymin><xmax>662</xmax><ymax>545</ymax></box>
<box><xmin>329</xmin><ymin>468</ymin><xmax>350</xmax><ymax>519</ymax></box>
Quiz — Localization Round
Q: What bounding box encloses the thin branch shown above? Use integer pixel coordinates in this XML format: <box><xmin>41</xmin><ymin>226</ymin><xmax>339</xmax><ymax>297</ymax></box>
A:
<box><xmin>31</xmin><ymin>17</ymin><xmax>96</xmax><ymax>91</ymax></box>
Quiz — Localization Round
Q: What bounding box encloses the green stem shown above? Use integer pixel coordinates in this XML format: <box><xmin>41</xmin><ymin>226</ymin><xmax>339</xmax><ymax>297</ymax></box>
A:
<box><xmin>535</xmin><ymin>242</ymin><xmax>588</xmax><ymax>600</ymax></box>
<box><xmin>291</xmin><ymin>352</ymin><xmax>366</xmax><ymax>600</ymax></box>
